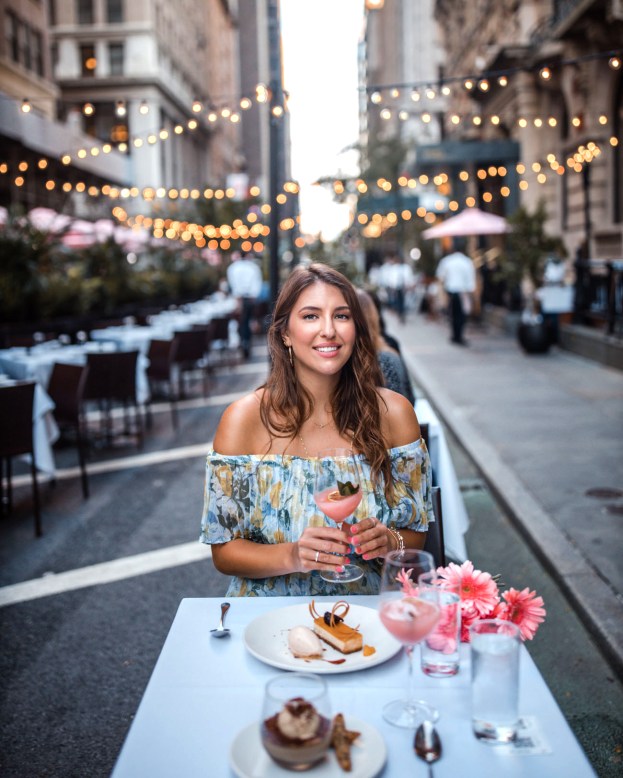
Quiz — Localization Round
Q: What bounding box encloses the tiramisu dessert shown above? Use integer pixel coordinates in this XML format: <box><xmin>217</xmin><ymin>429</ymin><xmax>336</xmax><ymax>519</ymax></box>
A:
<box><xmin>309</xmin><ymin>601</ymin><xmax>363</xmax><ymax>655</ymax></box>
<box><xmin>288</xmin><ymin>626</ymin><xmax>324</xmax><ymax>659</ymax></box>
<box><xmin>261</xmin><ymin>696</ymin><xmax>332</xmax><ymax>769</ymax></box>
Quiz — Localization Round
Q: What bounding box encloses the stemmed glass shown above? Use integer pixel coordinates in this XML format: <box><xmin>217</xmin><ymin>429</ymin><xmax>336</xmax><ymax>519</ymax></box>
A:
<box><xmin>313</xmin><ymin>447</ymin><xmax>363</xmax><ymax>584</ymax></box>
<box><xmin>378</xmin><ymin>550</ymin><xmax>440</xmax><ymax>727</ymax></box>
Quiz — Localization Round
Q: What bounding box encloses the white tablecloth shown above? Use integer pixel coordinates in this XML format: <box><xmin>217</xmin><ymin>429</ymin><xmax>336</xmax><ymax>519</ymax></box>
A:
<box><xmin>111</xmin><ymin>596</ymin><xmax>595</xmax><ymax>778</ymax></box>
<box><xmin>0</xmin><ymin>342</ymin><xmax>149</xmax><ymax>404</ymax></box>
<box><xmin>415</xmin><ymin>398</ymin><xmax>469</xmax><ymax>561</ymax></box>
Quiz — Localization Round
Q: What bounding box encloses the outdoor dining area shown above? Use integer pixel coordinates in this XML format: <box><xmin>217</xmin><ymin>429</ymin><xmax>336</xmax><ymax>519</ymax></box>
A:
<box><xmin>0</xmin><ymin>294</ymin><xmax>240</xmax><ymax>535</ymax></box>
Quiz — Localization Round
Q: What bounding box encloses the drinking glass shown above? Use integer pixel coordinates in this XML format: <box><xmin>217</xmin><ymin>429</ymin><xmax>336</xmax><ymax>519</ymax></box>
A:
<box><xmin>260</xmin><ymin>672</ymin><xmax>332</xmax><ymax>770</ymax></box>
<box><xmin>470</xmin><ymin>619</ymin><xmax>521</xmax><ymax>743</ymax></box>
<box><xmin>418</xmin><ymin>571</ymin><xmax>461</xmax><ymax>677</ymax></box>
<box><xmin>313</xmin><ymin>447</ymin><xmax>363</xmax><ymax>583</ymax></box>
<box><xmin>378</xmin><ymin>550</ymin><xmax>440</xmax><ymax>727</ymax></box>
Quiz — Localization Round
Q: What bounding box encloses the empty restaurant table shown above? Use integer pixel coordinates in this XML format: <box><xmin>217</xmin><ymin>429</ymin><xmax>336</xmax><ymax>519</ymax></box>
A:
<box><xmin>111</xmin><ymin>596</ymin><xmax>595</xmax><ymax>778</ymax></box>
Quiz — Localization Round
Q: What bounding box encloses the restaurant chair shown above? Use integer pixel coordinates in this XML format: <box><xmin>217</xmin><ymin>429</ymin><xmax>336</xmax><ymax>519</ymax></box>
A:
<box><xmin>419</xmin><ymin>422</ymin><xmax>429</xmax><ymax>451</ymax></box>
<box><xmin>0</xmin><ymin>381</ymin><xmax>42</xmax><ymax>536</ymax></box>
<box><xmin>172</xmin><ymin>329</ymin><xmax>210</xmax><ymax>397</ymax></box>
<box><xmin>146</xmin><ymin>338</ymin><xmax>180</xmax><ymax>430</ymax></box>
<box><xmin>47</xmin><ymin>362</ymin><xmax>90</xmax><ymax>499</ymax></box>
<box><xmin>207</xmin><ymin>315</ymin><xmax>239</xmax><ymax>367</ymax></box>
<box><xmin>84</xmin><ymin>350</ymin><xmax>143</xmax><ymax>448</ymax></box>
<box><xmin>424</xmin><ymin>485</ymin><xmax>446</xmax><ymax>568</ymax></box>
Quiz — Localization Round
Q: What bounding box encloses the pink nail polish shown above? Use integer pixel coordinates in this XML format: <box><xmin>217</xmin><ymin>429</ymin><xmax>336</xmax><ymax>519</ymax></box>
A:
<box><xmin>336</xmin><ymin>566</ymin><xmax>345</xmax><ymax>573</ymax></box>
<box><xmin>350</xmin><ymin>526</ymin><xmax>358</xmax><ymax>534</ymax></box>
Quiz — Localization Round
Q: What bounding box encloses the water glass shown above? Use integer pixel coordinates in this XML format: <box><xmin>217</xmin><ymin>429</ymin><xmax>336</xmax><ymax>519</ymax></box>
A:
<box><xmin>470</xmin><ymin>619</ymin><xmax>520</xmax><ymax>744</ymax></box>
<box><xmin>418</xmin><ymin>572</ymin><xmax>461</xmax><ymax>677</ymax></box>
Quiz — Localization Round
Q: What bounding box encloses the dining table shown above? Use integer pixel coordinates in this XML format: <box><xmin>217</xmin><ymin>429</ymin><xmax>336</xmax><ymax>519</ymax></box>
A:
<box><xmin>414</xmin><ymin>398</ymin><xmax>469</xmax><ymax>562</ymax></box>
<box><xmin>0</xmin><ymin>341</ymin><xmax>149</xmax><ymax>404</ymax></box>
<box><xmin>111</xmin><ymin>596</ymin><xmax>595</xmax><ymax>778</ymax></box>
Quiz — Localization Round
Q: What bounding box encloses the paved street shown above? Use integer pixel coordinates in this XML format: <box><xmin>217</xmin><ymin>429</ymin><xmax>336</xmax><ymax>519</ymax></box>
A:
<box><xmin>1</xmin><ymin>316</ymin><xmax>622</xmax><ymax>777</ymax></box>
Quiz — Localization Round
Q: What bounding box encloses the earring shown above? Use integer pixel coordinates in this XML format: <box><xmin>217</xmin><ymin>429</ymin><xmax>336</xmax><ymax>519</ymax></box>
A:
<box><xmin>288</xmin><ymin>346</ymin><xmax>294</xmax><ymax>367</ymax></box>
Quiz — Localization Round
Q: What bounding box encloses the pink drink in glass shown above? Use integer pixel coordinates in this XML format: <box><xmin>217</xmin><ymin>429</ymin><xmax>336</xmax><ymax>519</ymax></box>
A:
<box><xmin>314</xmin><ymin>487</ymin><xmax>362</xmax><ymax>524</ymax></box>
<box><xmin>379</xmin><ymin>597</ymin><xmax>440</xmax><ymax>645</ymax></box>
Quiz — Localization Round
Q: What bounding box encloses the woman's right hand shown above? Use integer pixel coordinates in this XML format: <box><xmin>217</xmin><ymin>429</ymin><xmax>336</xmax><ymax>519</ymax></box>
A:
<box><xmin>294</xmin><ymin>525</ymin><xmax>351</xmax><ymax>574</ymax></box>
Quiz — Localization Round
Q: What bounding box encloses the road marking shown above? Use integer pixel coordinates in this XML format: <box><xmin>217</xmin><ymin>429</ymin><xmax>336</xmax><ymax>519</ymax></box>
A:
<box><xmin>0</xmin><ymin>541</ymin><xmax>213</xmax><ymax>607</ymax></box>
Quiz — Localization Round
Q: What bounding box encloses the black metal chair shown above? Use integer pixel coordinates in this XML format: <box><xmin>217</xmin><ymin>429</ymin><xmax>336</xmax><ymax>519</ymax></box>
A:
<box><xmin>172</xmin><ymin>329</ymin><xmax>210</xmax><ymax>396</ymax></box>
<box><xmin>146</xmin><ymin>338</ymin><xmax>180</xmax><ymax>430</ymax></box>
<box><xmin>424</xmin><ymin>485</ymin><xmax>446</xmax><ymax>568</ymax></box>
<box><xmin>47</xmin><ymin>362</ymin><xmax>90</xmax><ymax>499</ymax></box>
<box><xmin>84</xmin><ymin>350</ymin><xmax>143</xmax><ymax>447</ymax></box>
<box><xmin>0</xmin><ymin>381</ymin><xmax>42</xmax><ymax>536</ymax></box>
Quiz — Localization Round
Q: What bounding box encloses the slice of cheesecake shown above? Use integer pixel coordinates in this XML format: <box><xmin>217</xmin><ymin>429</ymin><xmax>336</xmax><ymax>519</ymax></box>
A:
<box><xmin>309</xmin><ymin>601</ymin><xmax>363</xmax><ymax>654</ymax></box>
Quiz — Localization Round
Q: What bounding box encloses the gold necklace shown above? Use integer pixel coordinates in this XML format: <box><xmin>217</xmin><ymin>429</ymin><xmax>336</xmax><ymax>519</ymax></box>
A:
<box><xmin>298</xmin><ymin>434</ymin><xmax>311</xmax><ymax>457</ymax></box>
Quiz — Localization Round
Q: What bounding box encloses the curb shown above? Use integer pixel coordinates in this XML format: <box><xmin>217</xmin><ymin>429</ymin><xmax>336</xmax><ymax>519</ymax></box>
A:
<box><xmin>401</xmin><ymin>347</ymin><xmax>623</xmax><ymax>679</ymax></box>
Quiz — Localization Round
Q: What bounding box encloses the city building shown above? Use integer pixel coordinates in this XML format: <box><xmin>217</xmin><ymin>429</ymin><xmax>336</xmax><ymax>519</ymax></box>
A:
<box><xmin>433</xmin><ymin>0</ymin><xmax>623</xmax><ymax>262</ymax></box>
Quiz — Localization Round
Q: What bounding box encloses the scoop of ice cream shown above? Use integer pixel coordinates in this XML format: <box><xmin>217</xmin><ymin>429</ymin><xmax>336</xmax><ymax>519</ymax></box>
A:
<box><xmin>276</xmin><ymin>698</ymin><xmax>320</xmax><ymax>741</ymax></box>
<box><xmin>288</xmin><ymin>626</ymin><xmax>323</xmax><ymax>658</ymax></box>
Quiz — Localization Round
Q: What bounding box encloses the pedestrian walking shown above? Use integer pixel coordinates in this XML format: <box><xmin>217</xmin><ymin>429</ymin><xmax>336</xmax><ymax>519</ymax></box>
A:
<box><xmin>436</xmin><ymin>244</ymin><xmax>476</xmax><ymax>345</ymax></box>
<box><xmin>227</xmin><ymin>251</ymin><xmax>263</xmax><ymax>359</ymax></box>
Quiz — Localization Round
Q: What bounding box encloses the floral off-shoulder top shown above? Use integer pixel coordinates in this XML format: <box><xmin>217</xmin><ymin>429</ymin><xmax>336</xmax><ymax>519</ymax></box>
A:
<box><xmin>199</xmin><ymin>439</ymin><xmax>432</xmax><ymax>597</ymax></box>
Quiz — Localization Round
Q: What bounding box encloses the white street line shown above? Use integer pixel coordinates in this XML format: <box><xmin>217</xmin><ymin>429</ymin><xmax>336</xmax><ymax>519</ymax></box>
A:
<box><xmin>0</xmin><ymin>541</ymin><xmax>213</xmax><ymax>607</ymax></box>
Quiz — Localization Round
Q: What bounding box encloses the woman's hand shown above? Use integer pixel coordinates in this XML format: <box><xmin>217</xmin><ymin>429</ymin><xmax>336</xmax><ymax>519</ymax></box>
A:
<box><xmin>293</xmin><ymin>525</ymin><xmax>351</xmax><ymax>574</ymax></box>
<box><xmin>343</xmin><ymin>517</ymin><xmax>393</xmax><ymax>561</ymax></box>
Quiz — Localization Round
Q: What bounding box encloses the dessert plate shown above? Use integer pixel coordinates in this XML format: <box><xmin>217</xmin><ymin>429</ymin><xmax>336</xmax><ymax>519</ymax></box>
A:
<box><xmin>229</xmin><ymin>716</ymin><xmax>386</xmax><ymax>778</ymax></box>
<box><xmin>243</xmin><ymin>602</ymin><xmax>401</xmax><ymax>674</ymax></box>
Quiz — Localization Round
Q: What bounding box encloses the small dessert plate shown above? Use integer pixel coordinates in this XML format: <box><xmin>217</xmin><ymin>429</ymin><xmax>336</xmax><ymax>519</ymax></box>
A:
<box><xmin>229</xmin><ymin>717</ymin><xmax>386</xmax><ymax>778</ymax></box>
<box><xmin>243</xmin><ymin>602</ymin><xmax>401</xmax><ymax>674</ymax></box>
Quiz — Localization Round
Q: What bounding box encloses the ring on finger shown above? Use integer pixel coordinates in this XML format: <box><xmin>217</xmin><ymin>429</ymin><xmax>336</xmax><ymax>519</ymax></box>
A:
<box><xmin>315</xmin><ymin>550</ymin><xmax>320</xmax><ymax>563</ymax></box>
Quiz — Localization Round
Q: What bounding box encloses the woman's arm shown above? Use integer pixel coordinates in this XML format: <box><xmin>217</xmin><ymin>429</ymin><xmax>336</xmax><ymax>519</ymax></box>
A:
<box><xmin>344</xmin><ymin>389</ymin><xmax>428</xmax><ymax>558</ymax></box>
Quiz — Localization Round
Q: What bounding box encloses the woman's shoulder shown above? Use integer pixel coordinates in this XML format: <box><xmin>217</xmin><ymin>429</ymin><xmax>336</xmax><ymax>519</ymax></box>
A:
<box><xmin>213</xmin><ymin>389</ymin><xmax>268</xmax><ymax>454</ymax></box>
<box><xmin>376</xmin><ymin>387</ymin><xmax>420</xmax><ymax>448</ymax></box>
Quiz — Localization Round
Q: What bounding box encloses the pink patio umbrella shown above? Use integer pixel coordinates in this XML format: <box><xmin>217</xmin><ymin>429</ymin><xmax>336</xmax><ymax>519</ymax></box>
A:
<box><xmin>28</xmin><ymin>207</ymin><xmax>72</xmax><ymax>233</ymax></box>
<box><xmin>60</xmin><ymin>219</ymin><xmax>97</xmax><ymax>249</ymax></box>
<box><xmin>422</xmin><ymin>207</ymin><xmax>510</xmax><ymax>239</ymax></box>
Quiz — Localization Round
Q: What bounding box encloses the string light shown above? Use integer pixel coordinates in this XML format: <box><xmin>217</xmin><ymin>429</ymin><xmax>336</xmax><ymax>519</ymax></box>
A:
<box><xmin>21</xmin><ymin>99</ymin><xmax>31</xmax><ymax>113</ymax></box>
<box><xmin>139</xmin><ymin>100</ymin><xmax>149</xmax><ymax>115</ymax></box>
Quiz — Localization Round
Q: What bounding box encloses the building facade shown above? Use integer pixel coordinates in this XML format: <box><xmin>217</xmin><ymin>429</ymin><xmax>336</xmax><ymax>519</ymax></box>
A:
<box><xmin>433</xmin><ymin>0</ymin><xmax>623</xmax><ymax>261</ymax></box>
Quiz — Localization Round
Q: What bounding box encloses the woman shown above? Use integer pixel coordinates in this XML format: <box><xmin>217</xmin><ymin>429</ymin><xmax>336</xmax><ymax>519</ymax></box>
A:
<box><xmin>200</xmin><ymin>263</ymin><xmax>432</xmax><ymax>596</ymax></box>
<box><xmin>357</xmin><ymin>288</ymin><xmax>415</xmax><ymax>404</ymax></box>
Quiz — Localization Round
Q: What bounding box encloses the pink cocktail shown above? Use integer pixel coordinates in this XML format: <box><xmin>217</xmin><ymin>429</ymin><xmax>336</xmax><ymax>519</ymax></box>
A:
<box><xmin>379</xmin><ymin>597</ymin><xmax>440</xmax><ymax>645</ymax></box>
<box><xmin>314</xmin><ymin>487</ymin><xmax>362</xmax><ymax>524</ymax></box>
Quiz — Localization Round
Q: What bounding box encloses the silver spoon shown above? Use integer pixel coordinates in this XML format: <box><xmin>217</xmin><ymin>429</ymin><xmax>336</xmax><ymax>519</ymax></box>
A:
<box><xmin>210</xmin><ymin>602</ymin><xmax>231</xmax><ymax>638</ymax></box>
<box><xmin>414</xmin><ymin>720</ymin><xmax>442</xmax><ymax>777</ymax></box>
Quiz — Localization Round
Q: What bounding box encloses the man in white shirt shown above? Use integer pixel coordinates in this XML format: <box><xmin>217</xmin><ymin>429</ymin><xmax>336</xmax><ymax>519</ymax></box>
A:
<box><xmin>227</xmin><ymin>252</ymin><xmax>263</xmax><ymax>359</ymax></box>
<box><xmin>436</xmin><ymin>246</ymin><xmax>476</xmax><ymax>345</ymax></box>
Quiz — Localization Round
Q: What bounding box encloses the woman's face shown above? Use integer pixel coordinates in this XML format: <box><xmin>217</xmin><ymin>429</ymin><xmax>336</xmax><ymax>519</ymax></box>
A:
<box><xmin>283</xmin><ymin>281</ymin><xmax>356</xmax><ymax>381</ymax></box>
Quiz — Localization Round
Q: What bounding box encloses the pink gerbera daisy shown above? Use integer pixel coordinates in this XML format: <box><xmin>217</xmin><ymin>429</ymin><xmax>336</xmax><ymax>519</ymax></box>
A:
<box><xmin>426</xmin><ymin>600</ymin><xmax>460</xmax><ymax>654</ymax></box>
<box><xmin>437</xmin><ymin>561</ymin><xmax>499</xmax><ymax>617</ymax></box>
<box><xmin>494</xmin><ymin>587</ymin><xmax>546</xmax><ymax>640</ymax></box>
<box><xmin>396</xmin><ymin>568</ymin><xmax>418</xmax><ymax>597</ymax></box>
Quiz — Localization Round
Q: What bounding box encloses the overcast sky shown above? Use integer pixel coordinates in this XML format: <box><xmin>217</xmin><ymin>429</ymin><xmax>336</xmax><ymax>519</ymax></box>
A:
<box><xmin>280</xmin><ymin>0</ymin><xmax>364</xmax><ymax>240</ymax></box>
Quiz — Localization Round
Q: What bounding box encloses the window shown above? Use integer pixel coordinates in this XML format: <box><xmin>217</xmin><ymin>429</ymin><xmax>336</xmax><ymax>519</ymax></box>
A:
<box><xmin>6</xmin><ymin>11</ymin><xmax>19</xmax><ymax>63</ymax></box>
<box><xmin>108</xmin><ymin>42</ymin><xmax>124</xmax><ymax>76</ymax></box>
<box><xmin>80</xmin><ymin>43</ymin><xmax>96</xmax><ymax>77</ymax></box>
<box><xmin>32</xmin><ymin>31</ymin><xmax>43</xmax><ymax>76</ymax></box>
<box><xmin>77</xmin><ymin>0</ymin><xmax>94</xmax><ymax>25</ymax></box>
<box><xmin>22</xmin><ymin>25</ymin><xmax>32</xmax><ymax>71</ymax></box>
<box><xmin>106</xmin><ymin>0</ymin><xmax>123</xmax><ymax>23</ymax></box>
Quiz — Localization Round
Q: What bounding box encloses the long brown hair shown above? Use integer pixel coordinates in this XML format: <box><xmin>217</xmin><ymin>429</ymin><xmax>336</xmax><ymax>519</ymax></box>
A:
<box><xmin>260</xmin><ymin>263</ymin><xmax>394</xmax><ymax>499</ymax></box>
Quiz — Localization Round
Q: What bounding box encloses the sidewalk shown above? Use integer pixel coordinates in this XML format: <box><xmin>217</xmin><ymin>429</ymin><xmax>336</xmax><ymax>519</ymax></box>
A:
<box><xmin>389</xmin><ymin>310</ymin><xmax>623</xmax><ymax>675</ymax></box>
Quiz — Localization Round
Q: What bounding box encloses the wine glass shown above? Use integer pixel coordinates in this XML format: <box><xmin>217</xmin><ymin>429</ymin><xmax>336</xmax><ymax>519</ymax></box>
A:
<box><xmin>313</xmin><ymin>447</ymin><xmax>363</xmax><ymax>584</ymax></box>
<box><xmin>378</xmin><ymin>549</ymin><xmax>440</xmax><ymax>728</ymax></box>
